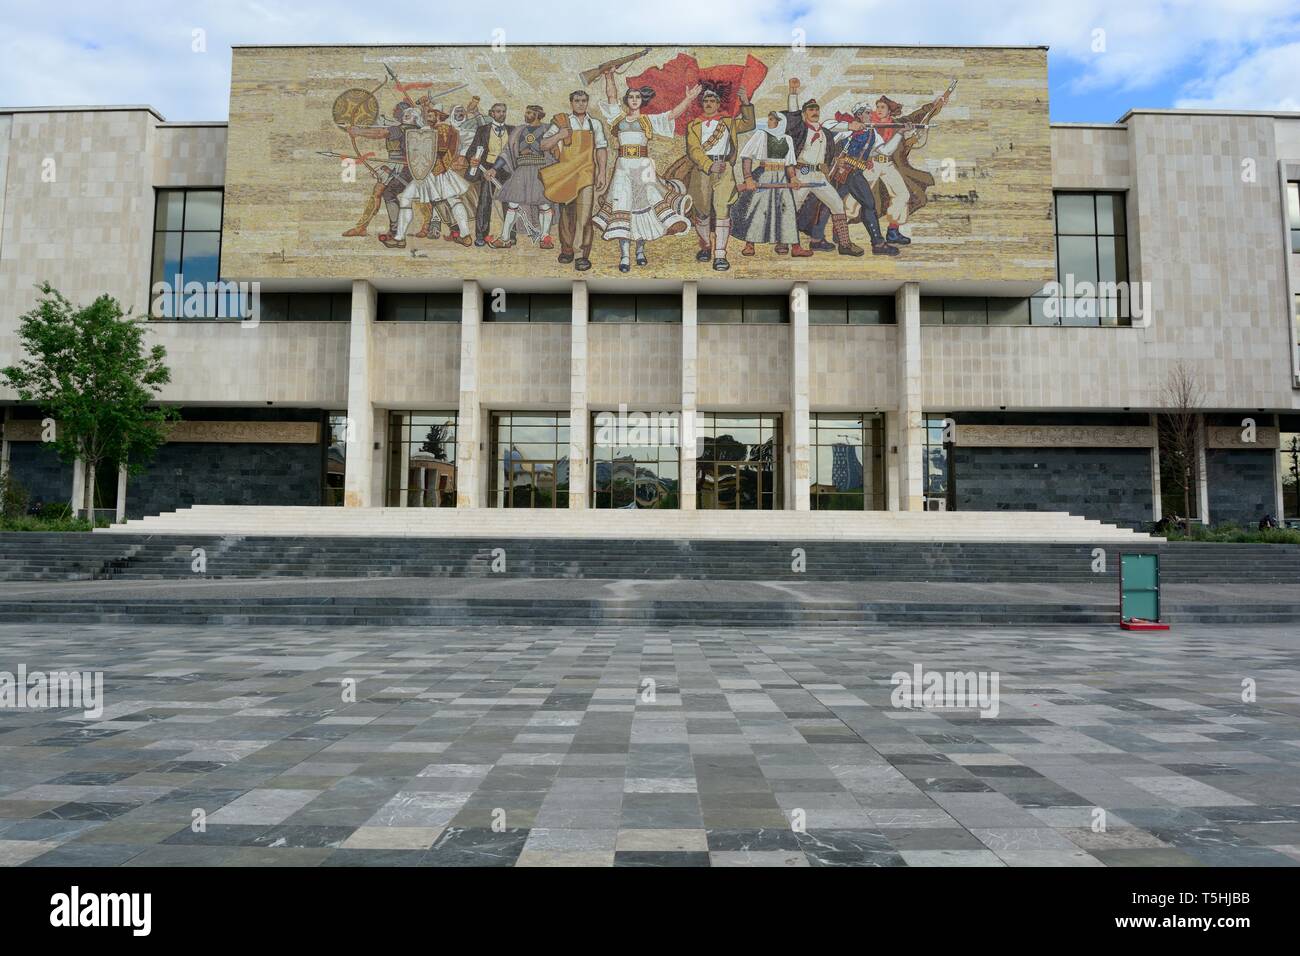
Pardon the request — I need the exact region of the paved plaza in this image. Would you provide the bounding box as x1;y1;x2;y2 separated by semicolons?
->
0;622;1298;867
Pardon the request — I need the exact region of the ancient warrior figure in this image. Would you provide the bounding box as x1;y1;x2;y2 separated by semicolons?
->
488;105;558;249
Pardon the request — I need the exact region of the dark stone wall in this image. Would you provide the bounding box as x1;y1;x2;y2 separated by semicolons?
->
1206;448;1276;529
126;443;323;518
5;443;73;507
953;446;1153;529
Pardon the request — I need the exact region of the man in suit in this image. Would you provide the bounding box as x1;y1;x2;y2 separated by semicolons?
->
465;103;513;245
678;87;755;271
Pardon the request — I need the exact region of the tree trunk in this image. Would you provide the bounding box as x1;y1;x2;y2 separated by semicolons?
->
84;461;96;519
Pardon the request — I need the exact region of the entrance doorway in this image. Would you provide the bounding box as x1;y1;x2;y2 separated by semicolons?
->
695;413;781;510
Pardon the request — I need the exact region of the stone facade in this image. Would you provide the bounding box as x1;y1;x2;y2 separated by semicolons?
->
127;442;324;519
2;54;1299;524
1206;448;1278;528
954;446;1154;529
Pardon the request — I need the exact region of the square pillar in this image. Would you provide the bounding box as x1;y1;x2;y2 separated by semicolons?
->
568;280;589;509
680;282;699;510
895;281;924;511
343;279;376;507
0;406;10;480
456;280;482;507
115;463;127;523
1149;412;1163;522
789;282;811;510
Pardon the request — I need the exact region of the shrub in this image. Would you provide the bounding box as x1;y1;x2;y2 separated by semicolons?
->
0;473;30;519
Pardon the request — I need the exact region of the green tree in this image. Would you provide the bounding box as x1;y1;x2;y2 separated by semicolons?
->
2;283;179;515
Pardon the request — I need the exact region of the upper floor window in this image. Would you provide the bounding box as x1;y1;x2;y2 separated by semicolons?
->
258;293;352;321
590;293;681;323
698;294;789;324
808;295;896;325
379;293;461;322
920;297;1032;326
1042;190;1131;326
1288;181;1299;253
151;189;223;317
482;292;569;322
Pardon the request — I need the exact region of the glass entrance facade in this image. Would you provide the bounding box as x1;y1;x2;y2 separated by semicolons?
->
591;412;680;509
491;413;570;508
696;413;782;510
1282;431;1299;520
386;412;457;507
810;413;886;510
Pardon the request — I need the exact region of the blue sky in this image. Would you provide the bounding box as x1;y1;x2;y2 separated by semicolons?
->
1;1;1297;122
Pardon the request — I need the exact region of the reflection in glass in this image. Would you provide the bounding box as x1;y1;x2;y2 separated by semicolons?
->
386;412;457;508
810;413;885;510
491;412;570;508
695;413;782;509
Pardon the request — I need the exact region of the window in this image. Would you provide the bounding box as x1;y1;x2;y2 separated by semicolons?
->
698;295;789;324
1038;191;1131;327
1282;430;1300;521
919;297;1031;326
923;415;952;510
387;412;457;507
378;293;461;322
151;188;224;318
590;293;681;323
324;413;348;506
257;293;352;322
808;296;896;325
810;414;886;511
481;292;569;322
1288;181;1299;253
592;411;680;508
491;413;570;507
696;413;782;509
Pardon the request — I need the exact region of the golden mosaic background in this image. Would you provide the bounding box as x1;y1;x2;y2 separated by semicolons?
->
222;45;1053;282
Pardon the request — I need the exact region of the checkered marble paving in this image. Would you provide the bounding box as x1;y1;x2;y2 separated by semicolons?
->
1;623;1298;868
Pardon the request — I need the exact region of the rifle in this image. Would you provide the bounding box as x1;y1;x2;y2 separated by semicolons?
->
579;48;650;87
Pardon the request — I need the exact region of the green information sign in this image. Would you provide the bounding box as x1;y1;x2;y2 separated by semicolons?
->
1120;553;1161;622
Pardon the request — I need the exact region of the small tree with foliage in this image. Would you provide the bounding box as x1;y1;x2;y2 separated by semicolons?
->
2;283;178;516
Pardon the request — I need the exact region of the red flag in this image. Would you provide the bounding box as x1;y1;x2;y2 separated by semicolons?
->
626;53;768;135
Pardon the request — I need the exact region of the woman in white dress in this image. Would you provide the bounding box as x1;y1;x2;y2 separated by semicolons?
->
592;72;698;271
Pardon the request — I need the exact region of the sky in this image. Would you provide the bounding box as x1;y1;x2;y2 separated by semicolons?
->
0;0;1297;123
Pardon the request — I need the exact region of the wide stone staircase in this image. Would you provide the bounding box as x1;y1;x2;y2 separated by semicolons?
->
0;506;1293;626
102;505;1149;542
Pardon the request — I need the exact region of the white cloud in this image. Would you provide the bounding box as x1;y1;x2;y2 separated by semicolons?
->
0;0;1297;119
1174;40;1300;111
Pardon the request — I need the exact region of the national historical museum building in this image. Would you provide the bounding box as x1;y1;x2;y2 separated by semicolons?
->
2;44;1300;529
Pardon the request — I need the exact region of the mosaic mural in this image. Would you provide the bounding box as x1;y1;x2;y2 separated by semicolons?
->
222;45;1053;281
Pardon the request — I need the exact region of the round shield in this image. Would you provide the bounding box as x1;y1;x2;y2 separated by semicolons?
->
332;88;379;128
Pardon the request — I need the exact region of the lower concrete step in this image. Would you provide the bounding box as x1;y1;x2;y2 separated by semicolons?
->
0;596;1290;627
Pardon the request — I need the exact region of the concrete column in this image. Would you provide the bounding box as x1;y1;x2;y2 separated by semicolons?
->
895;281;924;511
568;280;589;508
115;464;127;523
1196;414;1210;523
343;279;376;508
456;280;482;507
1149;413;1163;522
680;282;699;511
0;406;11;480
70;458;86;515
885;412;900;512
789;282;811;510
